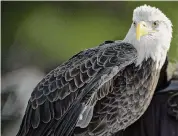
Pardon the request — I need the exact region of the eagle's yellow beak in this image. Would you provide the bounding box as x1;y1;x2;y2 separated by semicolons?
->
136;21;149;41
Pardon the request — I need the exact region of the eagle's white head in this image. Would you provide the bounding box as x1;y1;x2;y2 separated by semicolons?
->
123;5;172;69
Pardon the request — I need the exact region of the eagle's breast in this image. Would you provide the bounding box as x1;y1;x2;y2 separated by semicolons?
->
112;58;159;131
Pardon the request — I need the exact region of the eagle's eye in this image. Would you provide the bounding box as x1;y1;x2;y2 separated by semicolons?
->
153;21;159;27
133;21;136;26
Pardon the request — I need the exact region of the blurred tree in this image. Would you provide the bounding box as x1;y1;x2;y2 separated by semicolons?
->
2;2;178;75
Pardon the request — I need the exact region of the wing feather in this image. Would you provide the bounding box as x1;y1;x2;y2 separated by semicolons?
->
16;42;137;136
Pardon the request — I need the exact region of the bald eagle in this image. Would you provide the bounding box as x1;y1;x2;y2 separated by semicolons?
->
17;5;172;136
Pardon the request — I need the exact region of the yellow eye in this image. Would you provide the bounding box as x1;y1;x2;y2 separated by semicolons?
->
153;21;159;27
133;21;136;26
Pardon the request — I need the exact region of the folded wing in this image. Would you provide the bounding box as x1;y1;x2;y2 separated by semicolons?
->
16;42;137;136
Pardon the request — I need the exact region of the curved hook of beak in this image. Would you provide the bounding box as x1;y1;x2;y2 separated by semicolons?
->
136;21;149;41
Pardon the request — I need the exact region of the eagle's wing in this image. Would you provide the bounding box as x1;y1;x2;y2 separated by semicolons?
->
16;42;137;136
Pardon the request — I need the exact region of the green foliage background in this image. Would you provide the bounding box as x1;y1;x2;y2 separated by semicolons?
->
2;1;178;71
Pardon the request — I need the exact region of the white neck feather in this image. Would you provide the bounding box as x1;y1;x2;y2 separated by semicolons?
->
123;29;171;70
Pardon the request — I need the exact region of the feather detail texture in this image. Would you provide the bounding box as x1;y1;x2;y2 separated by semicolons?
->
16;42;138;136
